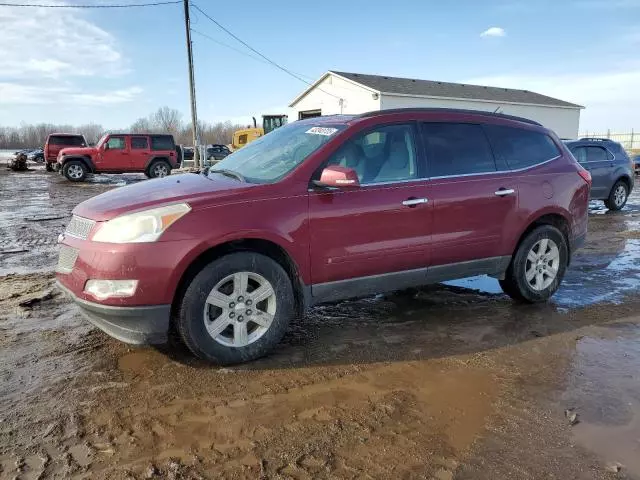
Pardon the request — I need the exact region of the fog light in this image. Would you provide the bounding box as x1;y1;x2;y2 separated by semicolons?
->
84;280;138;300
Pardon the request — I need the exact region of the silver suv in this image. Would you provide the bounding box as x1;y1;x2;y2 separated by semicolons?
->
564;138;634;211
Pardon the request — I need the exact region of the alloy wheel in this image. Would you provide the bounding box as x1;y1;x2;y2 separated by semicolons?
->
525;238;560;291
203;272;276;347
614;184;627;208
153;164;169;177
68;164;83;179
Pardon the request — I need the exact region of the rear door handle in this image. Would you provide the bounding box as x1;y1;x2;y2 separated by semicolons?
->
402;198;429;206
495;188;515;197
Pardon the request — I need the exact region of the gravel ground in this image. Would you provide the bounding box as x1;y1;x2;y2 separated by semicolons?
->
1;164;640;479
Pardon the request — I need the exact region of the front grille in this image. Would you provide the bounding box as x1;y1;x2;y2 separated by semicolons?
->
65;215;96;240
56;245;79;274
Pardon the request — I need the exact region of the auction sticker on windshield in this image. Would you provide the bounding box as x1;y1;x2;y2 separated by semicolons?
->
306;127;338;136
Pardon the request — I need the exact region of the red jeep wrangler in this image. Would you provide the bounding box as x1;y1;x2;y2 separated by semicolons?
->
57;133;178;182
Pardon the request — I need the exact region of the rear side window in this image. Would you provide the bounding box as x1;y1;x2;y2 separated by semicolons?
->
49;135;86;147
421;123;496;177
131;136;148;149
484;125;560;170
150;135;175;150
586;146;611;161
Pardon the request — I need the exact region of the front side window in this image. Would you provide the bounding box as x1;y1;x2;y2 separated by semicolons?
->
131;136;148;149
324;123;419;184
422;123;496;177
484;125;560;170
211;122;346;184
106;136;125;150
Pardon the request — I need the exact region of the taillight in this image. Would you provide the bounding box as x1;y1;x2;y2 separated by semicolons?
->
578;168;592;185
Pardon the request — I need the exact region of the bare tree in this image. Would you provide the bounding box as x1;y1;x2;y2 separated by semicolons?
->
130;117;153;134
152;107;182;136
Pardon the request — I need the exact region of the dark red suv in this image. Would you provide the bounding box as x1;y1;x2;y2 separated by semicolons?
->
56;109;591;364
44;133;87;171
57;133;178;182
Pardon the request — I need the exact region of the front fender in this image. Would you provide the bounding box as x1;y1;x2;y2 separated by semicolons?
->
61;155;95;173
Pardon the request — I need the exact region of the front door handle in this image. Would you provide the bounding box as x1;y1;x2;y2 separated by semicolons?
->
495;188;515;197
402;198;429;206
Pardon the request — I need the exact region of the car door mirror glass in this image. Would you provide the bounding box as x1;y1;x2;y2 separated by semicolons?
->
314;165;360;188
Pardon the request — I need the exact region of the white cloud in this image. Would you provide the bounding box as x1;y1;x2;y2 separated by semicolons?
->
0;3;125;79
465;69;640;131
0;83;143;106
0;3;143;122
480;27;506;38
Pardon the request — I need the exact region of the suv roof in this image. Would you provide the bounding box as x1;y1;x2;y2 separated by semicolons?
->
357;108;543;126
564;137;625;152
47;133;85;138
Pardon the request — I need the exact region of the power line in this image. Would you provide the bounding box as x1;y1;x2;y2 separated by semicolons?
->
191;3;343;102
0;1;180;7
190;28;316;82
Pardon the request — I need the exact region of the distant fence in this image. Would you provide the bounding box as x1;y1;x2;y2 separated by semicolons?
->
579;131;640;151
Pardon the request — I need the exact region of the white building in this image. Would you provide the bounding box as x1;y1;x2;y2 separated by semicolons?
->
289;71;583;139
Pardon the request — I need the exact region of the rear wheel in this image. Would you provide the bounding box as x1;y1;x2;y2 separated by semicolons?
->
147;160;171;179
604;180;628;211
45;162;54;172
176;252;295;365
62;160;87;182
499;225;568;303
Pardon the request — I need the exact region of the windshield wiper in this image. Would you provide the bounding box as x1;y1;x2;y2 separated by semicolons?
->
209;169;246;182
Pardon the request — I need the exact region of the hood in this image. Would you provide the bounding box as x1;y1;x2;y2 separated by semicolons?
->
58;146;97;158
73;173;256;221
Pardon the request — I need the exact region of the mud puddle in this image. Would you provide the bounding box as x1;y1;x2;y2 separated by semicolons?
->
563;321;640;477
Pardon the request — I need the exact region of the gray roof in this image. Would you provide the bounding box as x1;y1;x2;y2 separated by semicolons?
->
331;71;583;109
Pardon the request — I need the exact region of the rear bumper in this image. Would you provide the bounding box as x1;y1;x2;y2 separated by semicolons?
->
56;280;170;345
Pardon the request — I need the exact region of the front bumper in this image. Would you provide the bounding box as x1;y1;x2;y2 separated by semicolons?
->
56;280;170;345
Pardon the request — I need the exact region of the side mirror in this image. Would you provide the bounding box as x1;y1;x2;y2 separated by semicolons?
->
103;143;109;150
313;165;360;189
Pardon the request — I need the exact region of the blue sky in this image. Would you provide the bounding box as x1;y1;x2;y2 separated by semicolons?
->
1;0;639;131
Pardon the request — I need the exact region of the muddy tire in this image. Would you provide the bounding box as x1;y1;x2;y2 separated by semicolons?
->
176;252;294;365
604;180;628;211
499;225;568;303
62;160;87;182
147;160;171;179
45;162;54;172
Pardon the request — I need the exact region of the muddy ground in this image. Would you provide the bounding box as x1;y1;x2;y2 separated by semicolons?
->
1;163;640;480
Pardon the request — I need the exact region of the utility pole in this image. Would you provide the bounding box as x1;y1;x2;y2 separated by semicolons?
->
183;0;200;168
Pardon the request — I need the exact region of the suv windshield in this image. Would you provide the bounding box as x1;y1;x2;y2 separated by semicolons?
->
210;122;345;183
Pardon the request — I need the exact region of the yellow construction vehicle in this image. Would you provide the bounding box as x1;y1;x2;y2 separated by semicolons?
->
231;114;288;150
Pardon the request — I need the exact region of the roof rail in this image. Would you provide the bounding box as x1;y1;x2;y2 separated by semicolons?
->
357;108;542;126
579;137;613;142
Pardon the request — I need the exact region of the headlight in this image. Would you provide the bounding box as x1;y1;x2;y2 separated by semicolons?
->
92;203;191;243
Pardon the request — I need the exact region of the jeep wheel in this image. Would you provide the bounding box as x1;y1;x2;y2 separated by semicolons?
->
604;180;628;211
45;162;54;172
148;160;171;179
176;252;294;365
499;225;568;303
62;160;87;182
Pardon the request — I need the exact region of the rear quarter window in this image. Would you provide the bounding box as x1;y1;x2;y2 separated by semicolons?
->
484;125;560;170
49;135;86;147
150;135;175;150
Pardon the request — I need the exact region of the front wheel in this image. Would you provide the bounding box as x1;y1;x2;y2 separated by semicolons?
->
604;180;628;211
62;160;87;182
499;225;568;303
176;252;295;365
